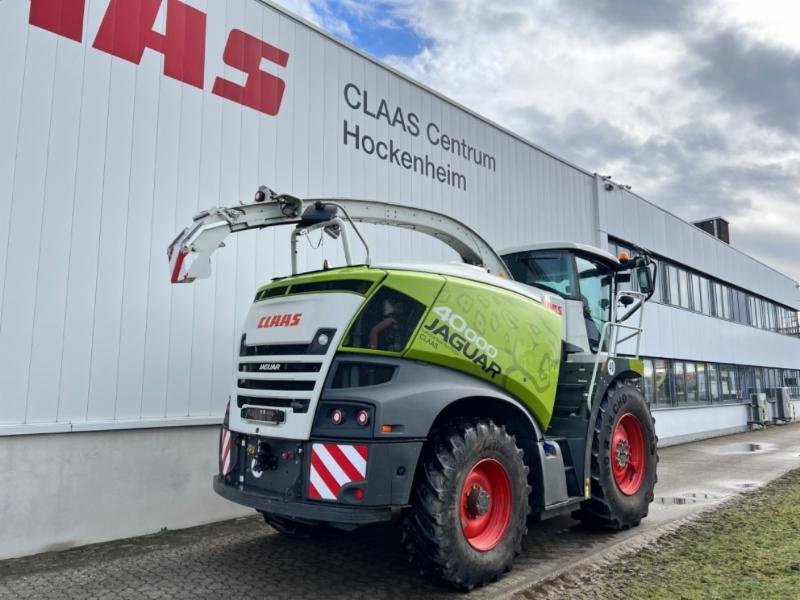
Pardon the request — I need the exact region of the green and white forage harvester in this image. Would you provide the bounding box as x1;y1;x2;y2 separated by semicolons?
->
168;188;659;589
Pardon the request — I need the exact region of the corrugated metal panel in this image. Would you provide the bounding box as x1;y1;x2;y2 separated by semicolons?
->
0;0;796;431
629;303;800;370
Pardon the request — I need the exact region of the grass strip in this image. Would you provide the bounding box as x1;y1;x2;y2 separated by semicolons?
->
527;468;800;599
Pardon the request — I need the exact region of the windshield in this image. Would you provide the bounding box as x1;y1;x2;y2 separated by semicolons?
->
503;250;576;297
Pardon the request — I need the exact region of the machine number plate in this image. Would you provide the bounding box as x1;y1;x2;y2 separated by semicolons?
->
241;407;286;424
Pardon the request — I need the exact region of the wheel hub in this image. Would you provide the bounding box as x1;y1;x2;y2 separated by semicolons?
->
611;413;647;496
466;485;491;517
459;458;512;551
615;438;631;469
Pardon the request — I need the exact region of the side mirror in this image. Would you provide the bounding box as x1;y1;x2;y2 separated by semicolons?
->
637;265;654;296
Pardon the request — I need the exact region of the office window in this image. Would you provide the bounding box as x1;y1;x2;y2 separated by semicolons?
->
699;277;711;316
678;269;690;309
668;265;680;307
708;363;720;402
732;290;747;323
654;359;671;407
720;366;739;402
690;274;702;313
714;282;725;319
673;361;686;404
685;362;698;403
655;259;668;303
650;259;663;302
767;368;779;391
754;368;764;393
738;366;755;397
766;303;777;331
721;286;732;320
738;292;749;325
642;359;655;405
697;363;708;403
753;298;763;329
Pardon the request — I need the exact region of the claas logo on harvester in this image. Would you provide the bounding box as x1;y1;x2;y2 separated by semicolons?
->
257;313;302;328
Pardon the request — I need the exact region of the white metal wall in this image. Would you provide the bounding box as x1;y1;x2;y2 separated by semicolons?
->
632;303;800;369
0;0;797;434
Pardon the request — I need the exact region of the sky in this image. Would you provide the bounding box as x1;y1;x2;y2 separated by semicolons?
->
275;0;800;283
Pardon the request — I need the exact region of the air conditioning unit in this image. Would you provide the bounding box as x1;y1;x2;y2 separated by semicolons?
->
748;393;767;428
773;388;793;424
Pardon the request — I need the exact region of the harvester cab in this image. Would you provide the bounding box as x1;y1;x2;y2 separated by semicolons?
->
168;189;658;590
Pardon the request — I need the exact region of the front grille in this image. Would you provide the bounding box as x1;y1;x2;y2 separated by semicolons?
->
238;379;316;391
239;328;336;357
237;331;335;416
237;396;310;413
241;343;310;356
239;362;321;373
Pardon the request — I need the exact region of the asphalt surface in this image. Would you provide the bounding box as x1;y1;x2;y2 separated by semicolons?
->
2;423;799;599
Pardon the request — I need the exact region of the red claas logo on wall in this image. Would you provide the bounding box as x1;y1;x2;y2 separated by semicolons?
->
29;0;290;116
258;313;302;328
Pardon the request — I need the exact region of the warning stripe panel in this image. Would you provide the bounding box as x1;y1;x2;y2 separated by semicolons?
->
308;443;368;501
220;428;233;475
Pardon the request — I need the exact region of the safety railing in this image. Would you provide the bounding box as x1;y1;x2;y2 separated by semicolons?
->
585;290;647;411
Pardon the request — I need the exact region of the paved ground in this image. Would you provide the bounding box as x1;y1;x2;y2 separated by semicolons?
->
2;423;799;599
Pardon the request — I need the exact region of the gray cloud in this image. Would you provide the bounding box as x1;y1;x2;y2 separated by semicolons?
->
568;0;694;32
693;31;800;134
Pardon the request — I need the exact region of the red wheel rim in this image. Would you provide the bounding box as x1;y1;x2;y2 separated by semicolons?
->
459;458;512;551
612;413;646;495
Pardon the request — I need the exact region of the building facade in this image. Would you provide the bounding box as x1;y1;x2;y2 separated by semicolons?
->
1;0;798;559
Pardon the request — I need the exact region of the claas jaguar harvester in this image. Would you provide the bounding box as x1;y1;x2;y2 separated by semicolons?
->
168;189;659;590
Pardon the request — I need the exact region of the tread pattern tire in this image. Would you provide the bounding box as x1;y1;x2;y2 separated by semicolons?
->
576;381;659;530
403;417;530;590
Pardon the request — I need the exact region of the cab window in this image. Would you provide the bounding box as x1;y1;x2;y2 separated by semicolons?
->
576;255;612;351
503;250;576;298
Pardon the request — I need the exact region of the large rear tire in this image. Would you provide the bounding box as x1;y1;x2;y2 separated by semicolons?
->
404;417;530;590
575;381;658;529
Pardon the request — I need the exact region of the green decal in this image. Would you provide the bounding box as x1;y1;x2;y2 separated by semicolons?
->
629;358;645;376
406;277;562;428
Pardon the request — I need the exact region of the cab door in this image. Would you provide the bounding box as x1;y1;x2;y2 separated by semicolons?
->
574;254;613;352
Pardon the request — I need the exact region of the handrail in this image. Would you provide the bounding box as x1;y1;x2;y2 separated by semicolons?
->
585;290;647;411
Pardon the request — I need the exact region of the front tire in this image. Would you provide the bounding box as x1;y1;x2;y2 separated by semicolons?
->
576;381;658;529
404;417;530;590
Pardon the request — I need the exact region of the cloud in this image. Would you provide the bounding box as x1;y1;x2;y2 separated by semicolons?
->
692;31;800;134
273;0;800;284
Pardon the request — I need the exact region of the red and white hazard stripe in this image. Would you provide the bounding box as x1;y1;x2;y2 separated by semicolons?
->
168;245;191;284
308;443;368;501
220;428;233;476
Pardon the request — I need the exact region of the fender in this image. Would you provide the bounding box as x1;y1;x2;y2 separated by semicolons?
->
319;354;545;441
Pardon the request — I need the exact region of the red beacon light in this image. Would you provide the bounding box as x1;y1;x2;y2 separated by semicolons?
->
330;409;345;425
356;410;370;427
